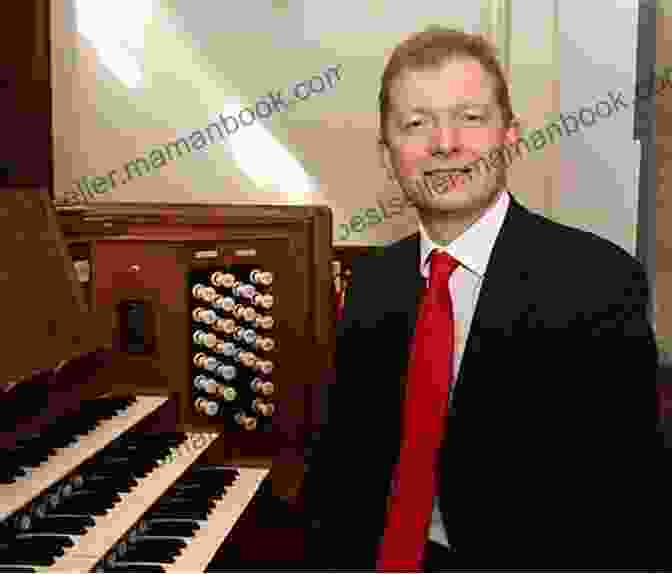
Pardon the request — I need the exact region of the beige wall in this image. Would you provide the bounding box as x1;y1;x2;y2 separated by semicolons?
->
506;0;559;217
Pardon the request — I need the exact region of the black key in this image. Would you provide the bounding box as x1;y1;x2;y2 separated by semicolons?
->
43;515;95;529
173;484;231;497
81;471;139;484
144;510;209;521
182;473;238;484
26;518;89;534
177;476;235;488
68;490;123;503
11;535;81;551
49;502;108;517
120;550;178;564
154;498;217;510
11;534;74;548
6;453;49;468
124;541;184;554
143;517;201;526
59;490;121;503
151;499;214;512
157;495;223;508
129;538;187;549
143;523;197;537
189;465;239;474
68;482;131;495
48;495;114;510
100;564;165;573
0;544;65;560
85;474;138;488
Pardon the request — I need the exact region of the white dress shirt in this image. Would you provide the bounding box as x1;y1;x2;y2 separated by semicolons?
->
419;189;511;548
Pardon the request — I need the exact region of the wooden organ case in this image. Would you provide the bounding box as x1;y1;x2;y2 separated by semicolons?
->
0;192;333;572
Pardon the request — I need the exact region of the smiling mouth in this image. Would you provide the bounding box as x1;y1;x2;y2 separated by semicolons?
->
422;168;472;194
426;167;472;176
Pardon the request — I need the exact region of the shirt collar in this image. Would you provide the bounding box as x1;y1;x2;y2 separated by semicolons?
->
419;189;510;279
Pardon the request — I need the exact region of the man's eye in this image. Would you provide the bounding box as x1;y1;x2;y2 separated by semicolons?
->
405;120;424;129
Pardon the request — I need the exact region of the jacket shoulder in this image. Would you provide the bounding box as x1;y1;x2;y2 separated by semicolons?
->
348;235;417;278
517;205;643;279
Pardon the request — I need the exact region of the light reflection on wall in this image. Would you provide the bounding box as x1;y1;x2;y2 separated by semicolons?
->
74;0;150;89
72;0;321;204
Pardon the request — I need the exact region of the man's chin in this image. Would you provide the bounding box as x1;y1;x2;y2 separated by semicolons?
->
414;196;471;214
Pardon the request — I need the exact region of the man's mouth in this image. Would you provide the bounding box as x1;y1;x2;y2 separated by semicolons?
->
422;168;473;194
425;167;472;176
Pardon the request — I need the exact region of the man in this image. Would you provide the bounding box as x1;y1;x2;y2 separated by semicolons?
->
307;27;658;571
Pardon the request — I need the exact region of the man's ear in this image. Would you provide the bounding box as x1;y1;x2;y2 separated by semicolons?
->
505;116;522;145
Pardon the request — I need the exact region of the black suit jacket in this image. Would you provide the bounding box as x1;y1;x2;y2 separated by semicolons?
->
308;192;659;571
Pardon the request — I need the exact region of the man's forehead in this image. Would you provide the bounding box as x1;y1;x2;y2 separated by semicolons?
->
389;58;496;110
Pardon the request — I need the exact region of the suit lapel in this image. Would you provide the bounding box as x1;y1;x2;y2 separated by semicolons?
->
454;193;535;394
385;233;423;403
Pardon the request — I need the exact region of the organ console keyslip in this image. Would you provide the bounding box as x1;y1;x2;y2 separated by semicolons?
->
0;189;334;572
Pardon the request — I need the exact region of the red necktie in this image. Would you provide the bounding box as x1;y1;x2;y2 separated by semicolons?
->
376;250;460;572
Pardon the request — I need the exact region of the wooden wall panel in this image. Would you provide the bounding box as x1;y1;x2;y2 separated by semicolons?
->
656;5;671;354
0;0;52;190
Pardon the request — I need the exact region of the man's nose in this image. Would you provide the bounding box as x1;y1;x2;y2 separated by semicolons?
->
430;126;462;155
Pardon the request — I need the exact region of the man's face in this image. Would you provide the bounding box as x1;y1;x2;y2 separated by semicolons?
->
380;57;519;216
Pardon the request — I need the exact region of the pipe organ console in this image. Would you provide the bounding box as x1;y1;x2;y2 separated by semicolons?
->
0;190;333;572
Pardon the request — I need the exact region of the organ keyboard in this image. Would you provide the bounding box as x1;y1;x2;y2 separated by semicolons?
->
0;396;168;518
0;190;332;571
93;466;269;574
0;396;269;572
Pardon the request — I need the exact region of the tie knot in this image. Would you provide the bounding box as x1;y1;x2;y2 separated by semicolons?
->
429;251;460;288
